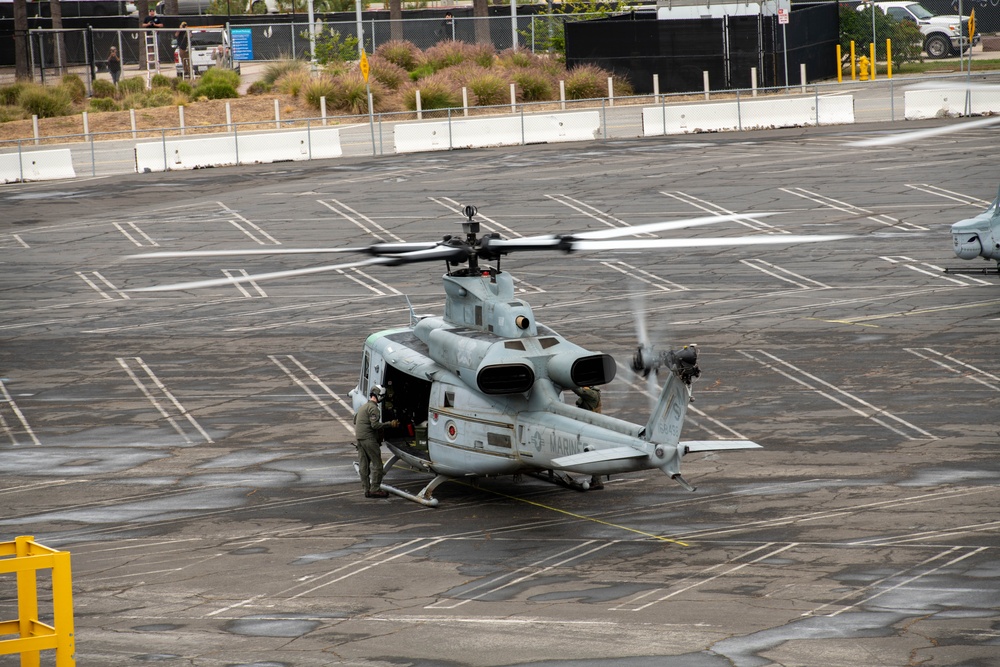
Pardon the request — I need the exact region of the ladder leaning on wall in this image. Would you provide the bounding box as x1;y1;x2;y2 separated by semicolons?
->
145;30;160;88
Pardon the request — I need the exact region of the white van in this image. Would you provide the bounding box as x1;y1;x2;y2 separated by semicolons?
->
175;26;239;77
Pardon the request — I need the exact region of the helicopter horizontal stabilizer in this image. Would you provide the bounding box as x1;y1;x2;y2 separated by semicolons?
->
682;440;762;453
551;446;647;469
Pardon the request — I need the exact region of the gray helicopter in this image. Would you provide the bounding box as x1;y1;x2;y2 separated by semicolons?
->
949;183;1000;276
135;206;848;506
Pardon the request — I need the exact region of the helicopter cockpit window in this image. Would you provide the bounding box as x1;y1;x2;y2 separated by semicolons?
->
444;391;455;408
539;337;559;349
504;340;525;350
361;351;370;394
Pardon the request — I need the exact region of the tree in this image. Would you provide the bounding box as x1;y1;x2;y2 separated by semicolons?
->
840;5;922;68
50;0;67;73
13;0;29;80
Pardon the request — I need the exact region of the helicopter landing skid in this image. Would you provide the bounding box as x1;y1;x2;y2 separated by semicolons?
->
528;470;594;492
353;460;446;507
943;267;1000;276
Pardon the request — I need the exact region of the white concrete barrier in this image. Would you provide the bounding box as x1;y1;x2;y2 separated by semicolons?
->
135;128;343;173
904;89;1000;120
0;149;76;184
394;111;601;153
642;96;855;136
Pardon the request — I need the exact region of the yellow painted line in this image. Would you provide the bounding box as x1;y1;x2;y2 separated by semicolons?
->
459;481;689;547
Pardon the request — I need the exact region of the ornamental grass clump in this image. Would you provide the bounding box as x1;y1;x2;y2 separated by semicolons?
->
375;39;420;71
404;74;460;111
564;64;608;100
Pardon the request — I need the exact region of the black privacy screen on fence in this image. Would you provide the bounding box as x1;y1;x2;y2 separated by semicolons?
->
565;4;839;94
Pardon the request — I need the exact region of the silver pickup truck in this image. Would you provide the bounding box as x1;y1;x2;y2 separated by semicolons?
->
868;1;979;59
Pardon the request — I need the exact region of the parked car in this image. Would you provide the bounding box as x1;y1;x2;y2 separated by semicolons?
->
174;27;240;78
866;1;980;59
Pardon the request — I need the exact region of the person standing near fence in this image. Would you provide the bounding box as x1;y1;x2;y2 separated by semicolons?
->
107;46;121;85
175;22;191;78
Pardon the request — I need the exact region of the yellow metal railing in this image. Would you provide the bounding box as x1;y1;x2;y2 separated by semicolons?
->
0;535;76;667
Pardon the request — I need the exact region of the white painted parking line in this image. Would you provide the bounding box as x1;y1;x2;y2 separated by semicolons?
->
826;547;986;617
221;269;267;297
906;183;993;208
739;349;936;441
0;379;41;446
600;260;686;291
354;268;402;295
320;199;406;243
117;356;214;445
740;259;830;289
782;187;927;231
661;191;785;233
546;194;650;235
77;271;131;300
428;541;612;610
269;354;356;434
905;347;1000;392
614;543;797;612
114;221;159;247
879;256;991;286
220;201;281;245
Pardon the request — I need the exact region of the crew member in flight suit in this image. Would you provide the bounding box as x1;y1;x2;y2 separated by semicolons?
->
354;384;398;498
572;386;605;490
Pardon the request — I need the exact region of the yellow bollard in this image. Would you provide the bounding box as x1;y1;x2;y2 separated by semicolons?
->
870;43;876;80
850;41;856;80
886;38;892;78
858;55;870;81
837;44;843;83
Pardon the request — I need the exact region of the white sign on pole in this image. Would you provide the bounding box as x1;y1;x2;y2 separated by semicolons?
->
777;7;789;24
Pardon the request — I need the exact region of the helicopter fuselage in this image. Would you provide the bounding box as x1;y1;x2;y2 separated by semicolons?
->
951;191;1000;264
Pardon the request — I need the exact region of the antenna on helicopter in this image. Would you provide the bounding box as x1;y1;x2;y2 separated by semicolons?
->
463;205;480;273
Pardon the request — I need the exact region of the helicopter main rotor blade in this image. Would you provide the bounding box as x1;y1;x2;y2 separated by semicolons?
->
490;213;780;252
849;115;1000;147
130;242;441;260
130;256;398;292
569;234;851;251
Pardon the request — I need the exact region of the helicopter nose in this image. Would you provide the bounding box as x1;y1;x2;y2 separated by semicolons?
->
953;233;983;260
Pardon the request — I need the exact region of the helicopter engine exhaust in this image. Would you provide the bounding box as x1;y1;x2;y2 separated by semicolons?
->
547;352;617;388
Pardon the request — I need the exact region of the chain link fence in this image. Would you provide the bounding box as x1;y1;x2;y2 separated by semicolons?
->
4;71;1000;181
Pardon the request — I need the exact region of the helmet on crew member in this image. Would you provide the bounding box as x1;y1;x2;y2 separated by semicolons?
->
370;384;385;401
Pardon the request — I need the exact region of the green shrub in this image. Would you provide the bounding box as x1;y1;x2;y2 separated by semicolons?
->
369;56;408;90
18;85;73;118
422;41;470;71
200;67;241;90
89;97;120;112
143;88;175;107
92;79;117;99
512;70;553;102
375;40;420;71
611;74;634;98
0;83;27;106
119;92;145;110
193;81;239;100
247;80;272;95
150;73;173;89
0;104;27;122
118;76;146;96
465;70;507;106
409;63;435;81
60;74;86;103
468;43;496;69
405;76;459;111
261;58;308;86
275;70;310;97
303;75;337;109
564;64;607;100
497;48;535;69
176;80;193;96
332;73;387;114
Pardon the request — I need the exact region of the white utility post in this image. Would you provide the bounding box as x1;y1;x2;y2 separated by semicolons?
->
307;0;317;70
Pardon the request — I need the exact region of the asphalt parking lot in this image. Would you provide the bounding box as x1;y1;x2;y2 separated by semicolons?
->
1;121;998;666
